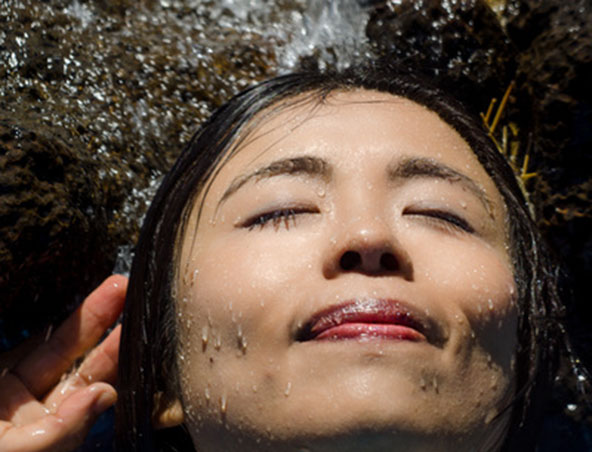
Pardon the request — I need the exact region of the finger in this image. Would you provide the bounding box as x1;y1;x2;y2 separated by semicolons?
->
12;275;128;399
43;325;121;411
77;323;121;385
0;371;46;424
0;383;116;452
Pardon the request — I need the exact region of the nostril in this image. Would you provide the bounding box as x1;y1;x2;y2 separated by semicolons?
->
340;251;361;270
380;252;399;271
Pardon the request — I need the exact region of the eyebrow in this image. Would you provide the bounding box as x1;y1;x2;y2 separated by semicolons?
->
219;156;332;205
218;155;492;215
388;157;493;214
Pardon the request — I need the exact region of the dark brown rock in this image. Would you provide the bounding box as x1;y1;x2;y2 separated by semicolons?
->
0;0;277;346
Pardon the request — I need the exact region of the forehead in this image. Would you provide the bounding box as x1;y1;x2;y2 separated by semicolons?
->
211;90;500;199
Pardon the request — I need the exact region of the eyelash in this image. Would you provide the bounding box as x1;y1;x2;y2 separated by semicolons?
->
405;208;474;233
243;207;473;234
244;208;317;231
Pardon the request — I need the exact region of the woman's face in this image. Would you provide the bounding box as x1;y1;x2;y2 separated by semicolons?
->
176;90;518;451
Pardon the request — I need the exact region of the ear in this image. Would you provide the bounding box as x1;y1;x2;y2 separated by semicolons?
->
152;392;184;429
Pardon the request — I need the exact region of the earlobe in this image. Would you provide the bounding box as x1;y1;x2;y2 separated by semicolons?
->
152;392;184;429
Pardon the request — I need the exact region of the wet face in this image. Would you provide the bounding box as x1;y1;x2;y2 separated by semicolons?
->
176;90;518;451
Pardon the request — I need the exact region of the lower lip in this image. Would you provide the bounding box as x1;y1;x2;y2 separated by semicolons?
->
314;323;426;342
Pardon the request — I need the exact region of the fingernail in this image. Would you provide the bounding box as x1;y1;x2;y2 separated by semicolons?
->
94;390;117;414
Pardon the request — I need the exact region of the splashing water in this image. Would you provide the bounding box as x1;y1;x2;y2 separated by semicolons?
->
275;0;372;72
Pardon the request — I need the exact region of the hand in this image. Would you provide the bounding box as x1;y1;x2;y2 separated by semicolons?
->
0;275;127;452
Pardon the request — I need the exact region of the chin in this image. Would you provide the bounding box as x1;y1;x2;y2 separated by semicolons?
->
191;420;503;452
189;382;509;452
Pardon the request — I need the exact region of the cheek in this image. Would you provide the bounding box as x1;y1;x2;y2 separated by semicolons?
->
196;231;318;284
176;235;317;414
414;236;516;322
414;237;518;397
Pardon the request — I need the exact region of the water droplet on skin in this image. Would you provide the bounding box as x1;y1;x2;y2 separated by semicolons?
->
204;386;211;402
567;403;577;412
284;382;292;397
252;384;258;393
238;334;248;354
419;376;427;390
477;304;483;314
432;377;439;393
192;269;199;285
470;330;476;340
316;187;325;197
214;333;222;350
201;326;209;351
484;410;497;424
460;201;467;209
487;299;494;311
220;394;228;414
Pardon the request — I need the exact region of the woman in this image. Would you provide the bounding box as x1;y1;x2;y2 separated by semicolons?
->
0;64;566;451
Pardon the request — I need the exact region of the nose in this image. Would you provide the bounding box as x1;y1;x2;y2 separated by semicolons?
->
322;219;414;280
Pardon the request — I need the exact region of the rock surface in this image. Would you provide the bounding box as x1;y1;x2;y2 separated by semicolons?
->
0;0;281;343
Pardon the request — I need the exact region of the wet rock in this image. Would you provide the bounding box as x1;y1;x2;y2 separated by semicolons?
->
0;113;112;341
366;0;519;119
0;0;277;346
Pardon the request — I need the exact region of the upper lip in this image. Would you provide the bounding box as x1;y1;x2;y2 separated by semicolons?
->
296;298;441;344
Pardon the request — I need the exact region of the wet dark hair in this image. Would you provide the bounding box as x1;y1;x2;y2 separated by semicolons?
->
116;63;565;451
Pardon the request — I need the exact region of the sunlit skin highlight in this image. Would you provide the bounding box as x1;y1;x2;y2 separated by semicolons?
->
176;90;518;452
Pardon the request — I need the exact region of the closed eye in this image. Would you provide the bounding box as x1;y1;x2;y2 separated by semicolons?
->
243;207;319;231
404;208;475;234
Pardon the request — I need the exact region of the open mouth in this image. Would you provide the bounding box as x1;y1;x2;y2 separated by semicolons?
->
296;299;432;343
